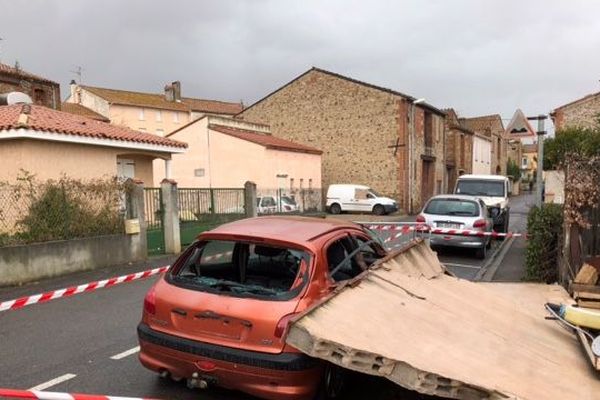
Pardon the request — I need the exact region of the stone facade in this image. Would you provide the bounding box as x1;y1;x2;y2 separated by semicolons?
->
460;114;506;176
0;62;60;109
551;91;600;131
238;68;446;213
444;109;474;190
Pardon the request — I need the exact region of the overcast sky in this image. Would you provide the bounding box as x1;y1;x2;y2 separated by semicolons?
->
1;0;599;125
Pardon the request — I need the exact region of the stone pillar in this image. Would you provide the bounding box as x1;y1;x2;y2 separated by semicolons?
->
161;179;181;254
164;159;172;180
127;179;147;258
244;181;257;218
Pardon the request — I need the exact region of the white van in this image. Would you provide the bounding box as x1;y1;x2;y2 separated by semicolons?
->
326;184;398;215
454;174;511;232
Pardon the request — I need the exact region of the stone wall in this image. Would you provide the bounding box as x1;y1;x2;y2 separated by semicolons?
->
239;70;402;204
553;94;600;131
0;75;60;110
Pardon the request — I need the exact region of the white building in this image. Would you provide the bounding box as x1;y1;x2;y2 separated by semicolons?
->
472;133;492;175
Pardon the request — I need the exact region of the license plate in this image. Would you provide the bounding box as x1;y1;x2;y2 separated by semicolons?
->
437;222;460;229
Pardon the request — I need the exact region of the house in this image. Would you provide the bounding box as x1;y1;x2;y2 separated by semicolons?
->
237;67;446;214
61;102;110;122
64;81;243;137
444;109;474;191
551;90;600;131
521;144;538;182
160;116;322;202
0;62;60;109
0;103;186;184
460;114;506;175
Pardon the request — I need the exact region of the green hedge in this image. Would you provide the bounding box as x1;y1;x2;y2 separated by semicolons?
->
525;204;563;282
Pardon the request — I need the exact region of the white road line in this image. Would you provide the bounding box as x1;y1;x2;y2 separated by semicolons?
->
443;263;482;270
29;373;77;391
110;346;140;360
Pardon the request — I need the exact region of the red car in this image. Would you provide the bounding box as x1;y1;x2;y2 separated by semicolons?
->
138;216;386;399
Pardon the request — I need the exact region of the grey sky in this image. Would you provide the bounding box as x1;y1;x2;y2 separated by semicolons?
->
1;0;599;124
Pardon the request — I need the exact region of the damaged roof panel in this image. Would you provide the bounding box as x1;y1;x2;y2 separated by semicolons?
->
286;241;600;400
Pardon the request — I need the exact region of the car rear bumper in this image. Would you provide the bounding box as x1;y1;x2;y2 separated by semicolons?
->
430;233;487;248
137;323;321;400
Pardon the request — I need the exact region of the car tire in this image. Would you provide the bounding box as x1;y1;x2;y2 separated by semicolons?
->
314;363;347;400
329;203;341;215
372;204;385;216
475;244;487;260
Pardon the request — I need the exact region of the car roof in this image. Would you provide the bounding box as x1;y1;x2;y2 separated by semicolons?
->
202;216;362;244
427;194;483;203
457;174;507;181
329;184;369;189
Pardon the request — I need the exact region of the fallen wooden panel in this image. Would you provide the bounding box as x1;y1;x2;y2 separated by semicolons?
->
287;241;600;400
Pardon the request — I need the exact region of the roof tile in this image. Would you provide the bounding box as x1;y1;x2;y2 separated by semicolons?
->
0;62;58;85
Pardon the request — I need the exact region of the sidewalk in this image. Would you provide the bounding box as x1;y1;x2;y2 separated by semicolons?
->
488;192;535;282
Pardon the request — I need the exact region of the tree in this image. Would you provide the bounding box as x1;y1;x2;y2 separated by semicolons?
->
506;159;522;181
543;127;600;170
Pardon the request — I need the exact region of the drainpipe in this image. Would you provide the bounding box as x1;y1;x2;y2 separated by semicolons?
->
165;159;172;180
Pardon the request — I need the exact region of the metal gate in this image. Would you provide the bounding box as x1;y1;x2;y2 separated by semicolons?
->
144;188;164;255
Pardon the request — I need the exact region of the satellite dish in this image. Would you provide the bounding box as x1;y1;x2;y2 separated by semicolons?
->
0;92;33;105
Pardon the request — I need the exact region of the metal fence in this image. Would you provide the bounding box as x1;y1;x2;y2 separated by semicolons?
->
178;188;246;219
0;180;126;247
256;188;323;215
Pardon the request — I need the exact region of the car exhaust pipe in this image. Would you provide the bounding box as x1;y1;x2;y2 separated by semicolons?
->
187;372;209;390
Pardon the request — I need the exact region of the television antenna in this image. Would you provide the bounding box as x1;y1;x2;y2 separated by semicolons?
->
70;65;84;84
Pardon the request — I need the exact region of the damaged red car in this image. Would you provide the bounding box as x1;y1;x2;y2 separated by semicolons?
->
137;216;386;400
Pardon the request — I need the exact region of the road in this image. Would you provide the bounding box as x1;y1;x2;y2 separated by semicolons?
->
0;197;533;400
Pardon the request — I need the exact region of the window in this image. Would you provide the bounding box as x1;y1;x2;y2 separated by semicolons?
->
424;198;479;217
308;178;313;191
326;235;383;283
138;108;145;121
521;157;528;169
170;240;311;300
173;112;179;123
33;88;45;104
156;129;164;136
299;178;304;189
156;110;162;122
290;178;294;191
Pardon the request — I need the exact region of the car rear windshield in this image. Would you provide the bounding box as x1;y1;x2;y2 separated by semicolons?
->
169;240;311;301
424;198;480;216
281;196;296;205
456;180;505;197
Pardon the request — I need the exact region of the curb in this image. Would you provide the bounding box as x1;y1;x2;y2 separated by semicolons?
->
474;236;515;282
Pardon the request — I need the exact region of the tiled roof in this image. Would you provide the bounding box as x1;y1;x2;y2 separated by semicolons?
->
0;62;58;85
183;97;243;115
0;104;187;149
460;114;504;134
61;103;110;122
81;85;242;115
208;124;322;155
522;144;538;153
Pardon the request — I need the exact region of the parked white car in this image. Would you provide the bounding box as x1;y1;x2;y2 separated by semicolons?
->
326;184;398;215
454;174;511;232
417;194;493;259
257;195;299;214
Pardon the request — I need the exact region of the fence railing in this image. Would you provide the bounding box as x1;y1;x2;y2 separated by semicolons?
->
256;188;323;215
178;188;245;219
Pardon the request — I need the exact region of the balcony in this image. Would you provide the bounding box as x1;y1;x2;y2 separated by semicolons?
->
421;146;436;161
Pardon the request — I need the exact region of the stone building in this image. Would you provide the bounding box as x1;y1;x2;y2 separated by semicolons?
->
444;109;474;190
460;114;506;175
0;62;61;109
551;90;600;131
237;67;446;214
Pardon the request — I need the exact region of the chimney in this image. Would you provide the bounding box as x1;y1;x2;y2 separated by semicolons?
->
172;81;181;102
70;79;80;104
164;83;174;102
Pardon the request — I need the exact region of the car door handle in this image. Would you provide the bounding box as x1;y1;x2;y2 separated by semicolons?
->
171;308;187;316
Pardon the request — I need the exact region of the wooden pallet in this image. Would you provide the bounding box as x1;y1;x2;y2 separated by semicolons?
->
571;283;600;309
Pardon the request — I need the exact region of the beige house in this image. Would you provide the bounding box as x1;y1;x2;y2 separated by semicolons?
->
551;90;600;131
64;81;243;137
237;67;446;214
0;103;186;184
444;109;474;190
161;116;322;192
461;114;506;175
521;144;538;182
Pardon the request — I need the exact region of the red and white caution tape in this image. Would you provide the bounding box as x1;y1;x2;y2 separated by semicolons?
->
0;266;170;313
202;250;233;262
365;224;525;238
0;388;159;399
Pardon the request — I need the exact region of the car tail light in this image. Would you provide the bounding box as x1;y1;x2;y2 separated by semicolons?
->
473;219;487;229
144;285;157;315
416;215;426;223
274;312;299;339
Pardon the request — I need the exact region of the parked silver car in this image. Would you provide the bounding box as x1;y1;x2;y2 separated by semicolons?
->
417;194;493;259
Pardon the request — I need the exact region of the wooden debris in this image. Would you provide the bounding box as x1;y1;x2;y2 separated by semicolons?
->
574;263;599;285
571;283;600;309
575;329;600;371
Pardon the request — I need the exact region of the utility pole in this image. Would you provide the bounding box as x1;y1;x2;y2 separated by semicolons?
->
527;115;547;207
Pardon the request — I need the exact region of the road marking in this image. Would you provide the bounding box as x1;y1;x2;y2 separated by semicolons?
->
444;263;482;270
110;346;140;360
29;373;76;391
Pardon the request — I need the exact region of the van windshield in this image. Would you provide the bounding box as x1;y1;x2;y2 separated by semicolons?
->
169;240;310;301
369;189;382;197
456;180;505;197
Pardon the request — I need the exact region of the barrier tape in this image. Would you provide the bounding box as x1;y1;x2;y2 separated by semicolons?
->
366;224;525;238
0;388;159;399
0;266;170;313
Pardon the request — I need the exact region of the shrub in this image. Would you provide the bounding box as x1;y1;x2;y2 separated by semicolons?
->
525;204;563;282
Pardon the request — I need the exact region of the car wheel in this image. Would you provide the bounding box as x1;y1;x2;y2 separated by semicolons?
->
329;203;341;214
475;244;487;260
372;204;385;216
315;363;347;399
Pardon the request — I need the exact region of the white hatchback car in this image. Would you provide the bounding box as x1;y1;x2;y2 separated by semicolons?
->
417;194;493;259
